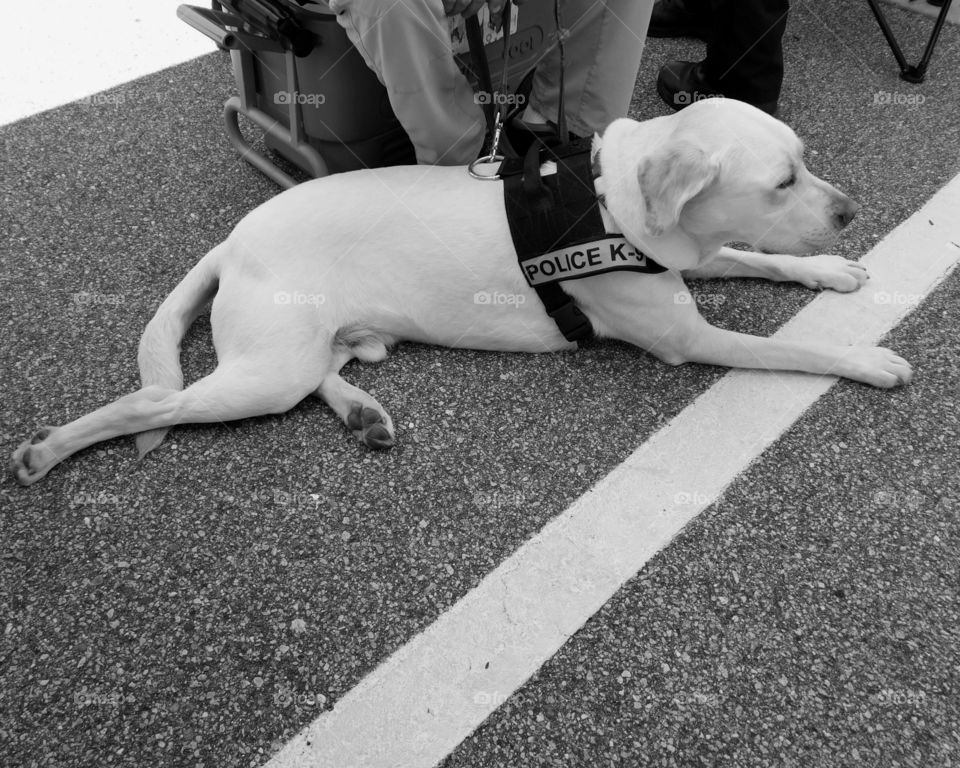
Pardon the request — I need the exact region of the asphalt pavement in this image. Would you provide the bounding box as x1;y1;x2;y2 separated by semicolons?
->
1;1;959;766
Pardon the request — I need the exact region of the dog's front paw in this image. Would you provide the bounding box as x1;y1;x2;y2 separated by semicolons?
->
790;254;869;292
10;426;60;486
345;404;395;450
840;346;913;388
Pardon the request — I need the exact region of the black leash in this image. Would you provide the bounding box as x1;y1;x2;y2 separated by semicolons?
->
466;0;570;179
551;0;568;143
467;1;514;179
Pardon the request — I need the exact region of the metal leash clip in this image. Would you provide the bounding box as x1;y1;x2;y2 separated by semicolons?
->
468;111;505;180
465;2;512;181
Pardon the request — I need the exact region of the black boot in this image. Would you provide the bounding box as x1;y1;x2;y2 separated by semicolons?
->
657;59;779;115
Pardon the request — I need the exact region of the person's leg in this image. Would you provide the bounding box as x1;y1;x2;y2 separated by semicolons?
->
656;0;789;114
648;0;712;40
702;0;789;104
525;0;654;138
328;0;485;165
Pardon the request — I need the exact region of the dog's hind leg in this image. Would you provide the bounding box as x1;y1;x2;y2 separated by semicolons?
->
315;374;396;450
313;336;396;450
10;357;324;486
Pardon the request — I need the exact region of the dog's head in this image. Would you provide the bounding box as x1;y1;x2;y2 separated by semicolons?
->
600;100;859;263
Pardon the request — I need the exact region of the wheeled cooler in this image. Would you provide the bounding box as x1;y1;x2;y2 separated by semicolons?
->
177;0;560;187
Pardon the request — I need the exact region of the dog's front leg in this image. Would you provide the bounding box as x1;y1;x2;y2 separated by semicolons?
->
684;246;868;292
679;319;913;388
571;273;911;387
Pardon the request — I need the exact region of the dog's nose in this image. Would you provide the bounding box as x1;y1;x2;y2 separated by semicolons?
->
834;198;861;229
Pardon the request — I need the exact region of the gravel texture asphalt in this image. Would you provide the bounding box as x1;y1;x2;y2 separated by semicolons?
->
1;0;959;766
444;269;960;768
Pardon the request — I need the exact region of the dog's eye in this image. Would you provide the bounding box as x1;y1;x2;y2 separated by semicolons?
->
777;173;797;190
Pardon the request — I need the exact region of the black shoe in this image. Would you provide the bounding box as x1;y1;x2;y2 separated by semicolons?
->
656;59;779;115
648;0;711;41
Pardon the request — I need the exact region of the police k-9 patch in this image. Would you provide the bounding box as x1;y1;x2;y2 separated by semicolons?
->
519;236;667;287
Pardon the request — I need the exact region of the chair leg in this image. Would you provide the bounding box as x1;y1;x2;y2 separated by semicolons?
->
865;0;954;83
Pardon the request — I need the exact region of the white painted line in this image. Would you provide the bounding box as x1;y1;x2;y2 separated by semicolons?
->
267;173;960;768
1;1;215;126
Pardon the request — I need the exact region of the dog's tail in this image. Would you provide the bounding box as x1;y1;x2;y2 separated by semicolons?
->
134;241;226;458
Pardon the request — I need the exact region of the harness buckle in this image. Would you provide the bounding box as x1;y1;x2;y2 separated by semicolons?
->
545;299;592;342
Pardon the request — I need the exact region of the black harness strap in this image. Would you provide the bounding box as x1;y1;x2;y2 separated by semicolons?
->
502;141;666;343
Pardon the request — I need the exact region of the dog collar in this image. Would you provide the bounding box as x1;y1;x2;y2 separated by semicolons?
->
501;140;666;343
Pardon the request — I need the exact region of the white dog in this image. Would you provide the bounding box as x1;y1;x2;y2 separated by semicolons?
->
10;100;911;486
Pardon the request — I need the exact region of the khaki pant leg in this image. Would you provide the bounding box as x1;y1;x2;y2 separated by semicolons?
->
329;0;486;165
527;0;653;137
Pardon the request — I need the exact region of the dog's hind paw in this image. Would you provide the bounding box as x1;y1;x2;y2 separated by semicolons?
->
345;404;395;450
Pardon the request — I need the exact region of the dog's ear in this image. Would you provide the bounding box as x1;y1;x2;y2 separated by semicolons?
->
637;143;719;237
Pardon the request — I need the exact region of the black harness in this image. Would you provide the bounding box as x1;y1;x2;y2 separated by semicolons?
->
501;141;667;343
